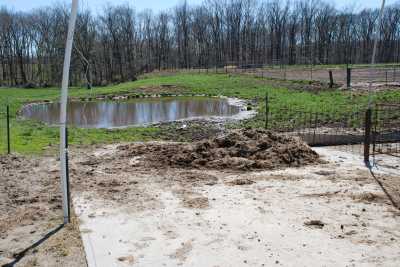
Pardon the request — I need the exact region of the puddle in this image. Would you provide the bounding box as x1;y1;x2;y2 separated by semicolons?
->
21;97;244;128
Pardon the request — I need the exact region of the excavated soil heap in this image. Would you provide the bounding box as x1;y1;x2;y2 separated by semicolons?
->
119;129;319;170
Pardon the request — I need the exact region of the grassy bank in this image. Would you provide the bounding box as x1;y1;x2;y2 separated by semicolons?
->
1;73;399;154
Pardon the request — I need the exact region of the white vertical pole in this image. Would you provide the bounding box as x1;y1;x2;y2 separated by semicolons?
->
60;0;79;224
368;0;386;107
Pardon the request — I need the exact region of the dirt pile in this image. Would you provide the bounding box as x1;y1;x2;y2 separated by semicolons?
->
119;129;319;170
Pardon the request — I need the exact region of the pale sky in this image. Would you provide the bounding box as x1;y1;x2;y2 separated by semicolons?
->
0;0;396;14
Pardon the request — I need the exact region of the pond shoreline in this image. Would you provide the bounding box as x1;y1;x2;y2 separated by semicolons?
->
18;95;256;129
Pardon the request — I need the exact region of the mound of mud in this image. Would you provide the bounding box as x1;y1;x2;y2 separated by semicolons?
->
119;129;319;170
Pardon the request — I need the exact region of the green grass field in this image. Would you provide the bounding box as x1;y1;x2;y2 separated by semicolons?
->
1;73;399;154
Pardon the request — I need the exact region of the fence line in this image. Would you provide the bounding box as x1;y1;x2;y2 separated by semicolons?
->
175;64;400;87
372;103;400;158
264;100;400;161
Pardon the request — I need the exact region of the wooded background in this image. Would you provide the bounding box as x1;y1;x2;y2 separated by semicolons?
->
1;0;399;87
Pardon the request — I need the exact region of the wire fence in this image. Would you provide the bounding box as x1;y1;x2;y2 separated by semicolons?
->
268;108;366;146
176;63;400;88
263;96;400;161
372;103;400;158
175;63;400;162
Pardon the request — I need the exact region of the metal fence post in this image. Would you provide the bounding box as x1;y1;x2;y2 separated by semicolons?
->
265;93;269;129
284;65;287;80
65;127;71;223
364;108;372;163
7;105;10;154
312;112;318;145
393;67;396;82
385;70;388;85
60;0;78;225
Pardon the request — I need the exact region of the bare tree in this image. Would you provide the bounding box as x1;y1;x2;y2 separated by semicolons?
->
1;0;399;87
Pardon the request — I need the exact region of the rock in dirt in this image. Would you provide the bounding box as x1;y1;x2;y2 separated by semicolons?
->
177;171;218;186
352;192;386;204
304;220;325;229
228;178;255;186
183;197;209;209
118;129;319;171
314;170;336;176
117;255;135;264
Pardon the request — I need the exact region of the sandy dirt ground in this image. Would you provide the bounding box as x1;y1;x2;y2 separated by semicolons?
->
1;132;400;266
72;142;399;267
0;156;87;267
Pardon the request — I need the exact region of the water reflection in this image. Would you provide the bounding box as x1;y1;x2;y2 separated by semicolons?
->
21;97;241;128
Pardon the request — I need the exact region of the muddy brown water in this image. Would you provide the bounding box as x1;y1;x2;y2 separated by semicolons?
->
21;97;241;128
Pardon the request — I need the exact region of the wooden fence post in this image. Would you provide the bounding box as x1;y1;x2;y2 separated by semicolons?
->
347;67;351;89
329;70;334;88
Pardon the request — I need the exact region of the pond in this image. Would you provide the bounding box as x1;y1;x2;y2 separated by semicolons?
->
20;97;243;128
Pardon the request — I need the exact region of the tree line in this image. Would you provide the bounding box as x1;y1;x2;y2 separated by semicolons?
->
1;0;399;87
